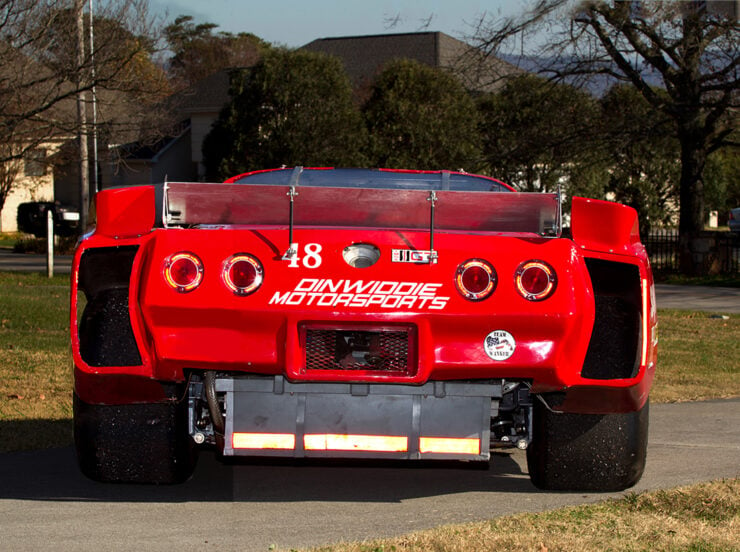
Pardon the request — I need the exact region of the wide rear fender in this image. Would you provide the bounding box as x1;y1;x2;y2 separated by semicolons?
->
571;196;641;254
95;186;156;239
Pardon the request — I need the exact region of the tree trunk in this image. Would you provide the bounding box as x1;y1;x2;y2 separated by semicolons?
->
677;129;707;275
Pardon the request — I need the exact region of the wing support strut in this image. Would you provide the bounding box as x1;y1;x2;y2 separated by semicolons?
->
282;166;303;260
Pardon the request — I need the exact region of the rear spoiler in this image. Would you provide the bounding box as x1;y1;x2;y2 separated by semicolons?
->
162;178;561;263
571;196;641;255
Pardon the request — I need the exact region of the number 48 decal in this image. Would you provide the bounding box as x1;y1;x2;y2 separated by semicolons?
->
284;243;323;268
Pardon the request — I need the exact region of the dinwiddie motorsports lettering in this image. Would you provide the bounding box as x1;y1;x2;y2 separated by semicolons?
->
269;279;450;310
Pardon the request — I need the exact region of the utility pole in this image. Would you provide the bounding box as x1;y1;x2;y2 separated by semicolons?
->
76;0;89;234
89;0;99;194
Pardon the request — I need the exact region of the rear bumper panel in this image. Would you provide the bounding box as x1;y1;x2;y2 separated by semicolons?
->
219;376;498;460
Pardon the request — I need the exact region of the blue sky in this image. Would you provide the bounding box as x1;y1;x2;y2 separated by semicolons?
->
154;0;521;47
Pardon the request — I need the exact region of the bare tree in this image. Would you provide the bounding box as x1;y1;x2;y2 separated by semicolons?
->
0;0;171;222
471;0;739;273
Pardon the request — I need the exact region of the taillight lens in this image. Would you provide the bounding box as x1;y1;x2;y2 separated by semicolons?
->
515;260;557;301
223;254;263;296
455;259;497;301
164;252;203;293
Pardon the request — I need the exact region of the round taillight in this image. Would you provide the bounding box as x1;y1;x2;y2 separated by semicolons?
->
455;259;497;301
164;252;203;293
515;260;557;301
223;254;263;296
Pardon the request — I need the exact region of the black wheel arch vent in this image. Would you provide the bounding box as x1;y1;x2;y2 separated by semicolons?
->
78;246;142;367
581;258;642;380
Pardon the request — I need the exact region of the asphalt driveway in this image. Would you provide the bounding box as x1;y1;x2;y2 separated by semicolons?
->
0;398;737;551
654;283;740;313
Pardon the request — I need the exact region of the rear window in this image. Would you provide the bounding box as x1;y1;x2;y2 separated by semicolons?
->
231;168;512;192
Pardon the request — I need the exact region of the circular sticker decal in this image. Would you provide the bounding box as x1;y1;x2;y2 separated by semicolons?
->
484;330;516;360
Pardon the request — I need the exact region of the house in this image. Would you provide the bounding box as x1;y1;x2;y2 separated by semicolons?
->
96;69;233;184
302;31;522;93
0;143;64;233
38;31;521;211
103;123;194;188
108;32;521;183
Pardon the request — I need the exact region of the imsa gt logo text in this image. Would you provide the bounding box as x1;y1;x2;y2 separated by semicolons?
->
269;278;449;310
392;249;434;264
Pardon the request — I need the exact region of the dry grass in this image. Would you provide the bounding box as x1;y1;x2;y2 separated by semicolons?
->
305;479;740;552
652;310;740;403
0;273;73;451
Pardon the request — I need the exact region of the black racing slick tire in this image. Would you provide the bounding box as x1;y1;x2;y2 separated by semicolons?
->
74;393;197;484
526;397;648;492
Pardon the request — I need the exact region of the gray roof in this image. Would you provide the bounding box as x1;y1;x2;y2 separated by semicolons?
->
302;31;523;92
168;31;524;120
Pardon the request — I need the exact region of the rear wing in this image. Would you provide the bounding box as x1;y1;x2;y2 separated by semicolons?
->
163;180;561;261
164;181;561;234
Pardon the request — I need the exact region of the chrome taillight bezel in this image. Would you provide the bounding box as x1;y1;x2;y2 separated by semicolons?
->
223;253;263;296
515;260;557;301
163;252;204;293
455;258;497;301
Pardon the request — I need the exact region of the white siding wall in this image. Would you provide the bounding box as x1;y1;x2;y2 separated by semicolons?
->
1;177;54;233
1;145;58;234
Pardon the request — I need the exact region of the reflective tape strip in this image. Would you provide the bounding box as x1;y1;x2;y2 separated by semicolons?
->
232;432;296;450
419;437;480;455
231;433;480;455
304;434;408;452
641;278;649;367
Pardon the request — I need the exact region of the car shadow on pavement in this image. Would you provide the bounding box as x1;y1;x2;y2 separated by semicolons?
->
0;446;540;503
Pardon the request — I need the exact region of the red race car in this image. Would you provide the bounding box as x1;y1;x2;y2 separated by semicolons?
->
71;167;656;489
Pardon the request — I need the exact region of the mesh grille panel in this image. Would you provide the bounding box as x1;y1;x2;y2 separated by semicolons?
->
305;329;411;373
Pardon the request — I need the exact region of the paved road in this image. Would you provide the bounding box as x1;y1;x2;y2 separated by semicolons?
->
654;284;740;313
0;399;737;551
0;249;72;274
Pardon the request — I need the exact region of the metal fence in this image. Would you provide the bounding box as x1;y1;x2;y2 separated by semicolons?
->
644;229;740;274
716;232;740;274
644;229;680;271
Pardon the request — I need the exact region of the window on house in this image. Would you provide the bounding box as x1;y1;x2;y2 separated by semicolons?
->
24;149;47;177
